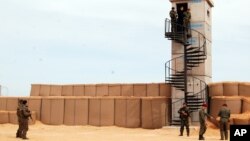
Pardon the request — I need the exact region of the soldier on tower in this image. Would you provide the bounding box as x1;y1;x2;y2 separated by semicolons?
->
169;7;177;32
183;8;192;37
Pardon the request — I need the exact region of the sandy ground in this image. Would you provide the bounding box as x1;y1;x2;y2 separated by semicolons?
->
0;121;225;141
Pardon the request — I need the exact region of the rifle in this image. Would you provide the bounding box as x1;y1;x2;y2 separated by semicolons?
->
29;115;33;121
27;110;33;121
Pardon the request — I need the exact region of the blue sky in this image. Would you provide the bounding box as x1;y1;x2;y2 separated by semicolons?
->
0;0;250;96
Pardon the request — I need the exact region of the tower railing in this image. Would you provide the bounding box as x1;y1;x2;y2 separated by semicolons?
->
164;18;208;124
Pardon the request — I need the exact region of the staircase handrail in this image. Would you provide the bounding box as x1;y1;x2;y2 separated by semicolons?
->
165;18;207;55
165;18;209;121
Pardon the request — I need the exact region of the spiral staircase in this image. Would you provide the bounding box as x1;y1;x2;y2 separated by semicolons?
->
164;19;208;125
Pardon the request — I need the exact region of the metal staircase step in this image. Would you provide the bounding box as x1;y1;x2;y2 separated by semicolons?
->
187;64;199;67
172;85;185;89
165;18;208;125
186;58;206;63
166;77;184;81
187;50;204;54
187;54;207;59
187;98;204;101
170;81;185;84
187;60;205;63
176;88;185;91
166;80;185;83
186;54;206;58
168;76;185;79
165;32;185;43
186;47;197;51
186;57;206;61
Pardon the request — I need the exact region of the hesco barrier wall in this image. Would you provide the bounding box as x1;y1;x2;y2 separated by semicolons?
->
210;96;242;118
208;82;250;97
0;83;171;129
208;82;250;125
30;83;171;97
242;97;250;113
41;97;65;125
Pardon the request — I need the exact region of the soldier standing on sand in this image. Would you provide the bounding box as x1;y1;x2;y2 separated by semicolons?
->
20;99;31;140
199;103;210;140
178;103;190;136
218;104;231;140
16;99;24;138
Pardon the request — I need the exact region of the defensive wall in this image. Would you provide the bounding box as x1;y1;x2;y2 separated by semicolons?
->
0;83;171;129
1;81;250;128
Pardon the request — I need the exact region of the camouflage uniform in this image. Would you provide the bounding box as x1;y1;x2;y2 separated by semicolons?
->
183;9;191;30
169;7;177;32
16;99;24;138
199;105;209;140
20;100;31;139
178;104;190;136
183;9;191;38
218;104;230;140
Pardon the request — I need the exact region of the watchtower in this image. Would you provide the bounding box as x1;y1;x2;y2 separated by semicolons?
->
165;0;214;123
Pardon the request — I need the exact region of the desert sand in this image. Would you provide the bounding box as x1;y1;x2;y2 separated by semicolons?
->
0;121;225;141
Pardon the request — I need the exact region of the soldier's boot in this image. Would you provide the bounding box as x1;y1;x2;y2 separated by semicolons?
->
220;131;224;140
21;131;29;140
179;129;183;136
187;130;190;137
225;131;228;140
16;130;20;138
202;136;205;140
199;135;204;140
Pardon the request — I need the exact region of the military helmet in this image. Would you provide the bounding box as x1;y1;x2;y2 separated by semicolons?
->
18;99;24;104
202;103;208;107
22;99;27;105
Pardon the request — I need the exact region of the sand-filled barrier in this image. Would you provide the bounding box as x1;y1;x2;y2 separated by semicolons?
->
141;97;170;129
146;83;160;97
223;82;239;96
208;82;223;97
41;97;64;125
30;84;40;96
50;85;62;96
8;111;36;125
89;97;115;126
115;97;141;128
239;82;250;97
0;111;9;124
0;97;7;110
108;84;121;96
64;97;88;125
27;97;42;120
73;85;85;96
210;96;241;118
242;98;250;113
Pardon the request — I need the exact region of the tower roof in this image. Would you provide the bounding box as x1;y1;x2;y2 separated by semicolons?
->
206;0;214;7
170;0;214;7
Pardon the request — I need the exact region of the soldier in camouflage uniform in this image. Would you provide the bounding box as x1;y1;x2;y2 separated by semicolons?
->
218;104;231;140
199;103;209;140
183;8;191;38
178;103;190;136
16;99;24;138
20;100;31;140
183;8;191;30
169;7;177;32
